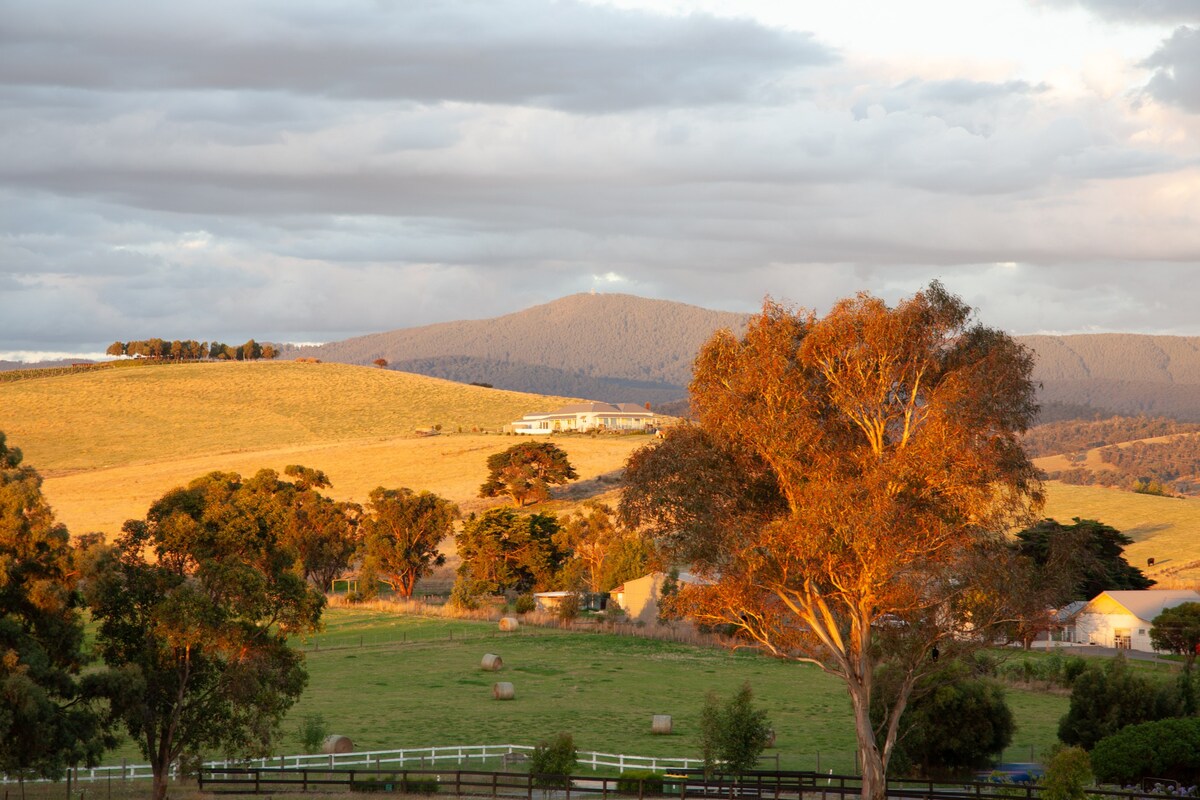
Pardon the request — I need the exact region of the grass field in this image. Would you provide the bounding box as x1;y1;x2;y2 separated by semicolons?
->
92;608;1071;775
1041;481;1200;584
0;360;580;474
37;431;644;540
0;361;652;537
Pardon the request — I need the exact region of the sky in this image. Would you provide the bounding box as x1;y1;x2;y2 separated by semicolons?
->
4;0;1200;360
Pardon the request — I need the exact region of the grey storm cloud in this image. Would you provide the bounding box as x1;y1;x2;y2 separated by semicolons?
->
0;0;832;113
1034;0;1200;24
1143;26;1200;111
3;0;1200;356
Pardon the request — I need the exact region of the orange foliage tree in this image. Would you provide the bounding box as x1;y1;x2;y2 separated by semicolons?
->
621;283;1042;800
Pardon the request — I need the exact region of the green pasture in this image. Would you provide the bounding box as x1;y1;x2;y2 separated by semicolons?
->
97;609;1072;774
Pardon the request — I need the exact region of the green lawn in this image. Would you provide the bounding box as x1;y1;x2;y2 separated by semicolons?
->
97;609;1072;774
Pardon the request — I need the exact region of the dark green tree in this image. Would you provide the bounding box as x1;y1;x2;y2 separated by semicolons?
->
699;682;772;777
1058;655;1175;750
361;487;459;597
873;661;1014;776
1150;602;1200;714
452;507;564;599
0;433;108;780
1012;518;1153;603
84;469;325;800
1090;717;1200;785
1151;603;1200;670
479;442;578;507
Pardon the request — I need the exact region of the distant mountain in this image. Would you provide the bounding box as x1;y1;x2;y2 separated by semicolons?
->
283;295;1200;420
0;358;97;372
1018;334;1200;422
283;293;750;406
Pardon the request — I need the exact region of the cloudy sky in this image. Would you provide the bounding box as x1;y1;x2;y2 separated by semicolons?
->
4;0;1200;359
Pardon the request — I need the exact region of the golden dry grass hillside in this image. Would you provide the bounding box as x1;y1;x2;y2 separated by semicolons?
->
0;361;654;537
1041;481;1200;585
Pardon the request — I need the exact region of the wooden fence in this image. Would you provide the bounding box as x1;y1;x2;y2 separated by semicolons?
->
197;767;1185;800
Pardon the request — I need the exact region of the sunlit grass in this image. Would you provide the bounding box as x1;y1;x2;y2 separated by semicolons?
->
1042;481;1200;584
0;361;652;537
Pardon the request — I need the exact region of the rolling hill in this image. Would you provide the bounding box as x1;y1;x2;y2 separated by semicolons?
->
0;361;651;538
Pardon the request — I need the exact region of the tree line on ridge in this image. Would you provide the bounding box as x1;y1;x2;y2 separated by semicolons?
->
105;338;279;361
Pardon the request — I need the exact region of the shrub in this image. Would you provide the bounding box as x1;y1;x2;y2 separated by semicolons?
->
448;577;479;610
876;662;1014;777
298;713;327;754
1062;657;1088;686
513;594;536;614
529;732;578;788
1041;747;1092;800
402;777;440;794
1058;656;1171;750
700;682;772;777
1091;717;1200;785
556;593;581;622
352;776;439;794
617;770;665;795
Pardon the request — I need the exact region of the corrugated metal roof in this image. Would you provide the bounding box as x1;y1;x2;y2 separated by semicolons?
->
1081;589;1200;621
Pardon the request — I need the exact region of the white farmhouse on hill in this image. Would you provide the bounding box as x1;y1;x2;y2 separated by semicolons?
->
510;402;654;434
1073;589;1200;651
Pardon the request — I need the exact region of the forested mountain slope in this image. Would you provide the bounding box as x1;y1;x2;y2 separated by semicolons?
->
283;293;751;405
1019;334;1200;421
284;294;1200;418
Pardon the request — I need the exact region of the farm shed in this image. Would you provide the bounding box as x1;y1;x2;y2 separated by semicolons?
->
1073;589;1200;651
533;591;607;612
329;572;397;596
610;571;700;625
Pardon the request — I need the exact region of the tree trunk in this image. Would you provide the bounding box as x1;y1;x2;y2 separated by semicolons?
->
848;679;888;800
856;737;887;800
152;763;169;800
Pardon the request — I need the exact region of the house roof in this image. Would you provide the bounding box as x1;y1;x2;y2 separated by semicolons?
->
517;402;654;422
1053;600;1088;623
1081;590;1200;621
554;402;653;416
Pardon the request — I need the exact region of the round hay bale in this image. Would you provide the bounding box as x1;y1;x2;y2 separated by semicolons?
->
481;653;504;671
493;682;515;700
322;735;353;754
499;616;520;632
651;714;672;735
